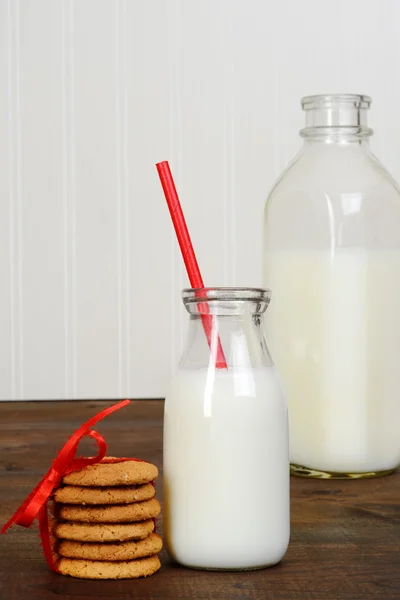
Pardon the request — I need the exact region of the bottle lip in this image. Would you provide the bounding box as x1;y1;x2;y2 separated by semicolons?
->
301;94;372;110
182;287;271;305
182;287;271;304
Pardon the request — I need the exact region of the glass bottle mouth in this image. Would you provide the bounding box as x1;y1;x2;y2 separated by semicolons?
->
301;94;371;111
182;287;271;315
300;94;373;139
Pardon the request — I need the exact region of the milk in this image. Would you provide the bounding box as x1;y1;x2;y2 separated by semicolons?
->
264;248;400;474
163;367;289;570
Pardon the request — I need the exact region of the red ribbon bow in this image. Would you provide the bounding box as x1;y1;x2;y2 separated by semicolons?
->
1;399;131;572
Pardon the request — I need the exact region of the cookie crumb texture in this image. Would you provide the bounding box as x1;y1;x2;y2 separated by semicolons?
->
57;555;161;579
62;458;158;487
57;498;161;523
54;520;155;542
54;483;155;505
58;533;162;561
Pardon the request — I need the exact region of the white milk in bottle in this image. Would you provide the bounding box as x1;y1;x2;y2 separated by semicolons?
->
163;288;290;570
264;248;400;475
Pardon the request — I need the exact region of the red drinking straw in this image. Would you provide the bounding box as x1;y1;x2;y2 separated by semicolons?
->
156;161;227;369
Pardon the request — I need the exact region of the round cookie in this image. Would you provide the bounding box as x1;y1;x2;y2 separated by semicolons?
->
57;498;161;523
57;555;161;579
54;519;155;542
63;457;158;487
54;483;155;505
58;532;162;561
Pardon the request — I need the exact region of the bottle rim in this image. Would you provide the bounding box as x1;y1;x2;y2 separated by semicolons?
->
301;94;372;110
182;288;271;316
182;287;271;305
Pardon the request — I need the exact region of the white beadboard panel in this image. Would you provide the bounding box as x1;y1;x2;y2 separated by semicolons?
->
2;0;400;399
17;0;65;400
124;0;175;398
72;0;120;399
0;1;12;398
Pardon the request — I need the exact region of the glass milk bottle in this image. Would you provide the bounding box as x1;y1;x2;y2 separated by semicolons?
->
263;94;400;479
164;288;289;570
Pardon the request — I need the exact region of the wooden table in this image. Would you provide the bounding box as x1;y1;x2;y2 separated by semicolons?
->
0;400;399;600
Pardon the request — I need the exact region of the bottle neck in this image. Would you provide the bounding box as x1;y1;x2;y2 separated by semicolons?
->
180;313;273;370
300;94;373;145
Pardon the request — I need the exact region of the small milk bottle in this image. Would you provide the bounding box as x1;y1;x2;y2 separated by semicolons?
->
264;94;400;479
163;287;290;571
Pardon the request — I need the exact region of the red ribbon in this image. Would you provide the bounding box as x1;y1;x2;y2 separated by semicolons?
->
1;399;131;572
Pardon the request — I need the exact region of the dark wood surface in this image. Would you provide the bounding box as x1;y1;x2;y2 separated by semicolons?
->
0;400;399;600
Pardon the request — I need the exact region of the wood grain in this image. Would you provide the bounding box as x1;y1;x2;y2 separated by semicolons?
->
0;400;399;600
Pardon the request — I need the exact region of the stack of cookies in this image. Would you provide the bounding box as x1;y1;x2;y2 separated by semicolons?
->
52;458;162;579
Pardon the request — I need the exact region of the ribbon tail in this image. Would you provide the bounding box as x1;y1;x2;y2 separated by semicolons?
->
1;512;20;534
1;473;50;533
39;504;59;573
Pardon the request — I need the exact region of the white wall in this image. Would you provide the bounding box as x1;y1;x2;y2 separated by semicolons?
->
2;0;400;400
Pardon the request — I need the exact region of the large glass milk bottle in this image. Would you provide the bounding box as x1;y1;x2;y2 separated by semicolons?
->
263;94;400;479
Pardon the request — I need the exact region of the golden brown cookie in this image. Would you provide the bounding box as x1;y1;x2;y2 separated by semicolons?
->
57;532;162;561
54;519;155;542
57;555;161;579
62;458;158;487
57;498;161;523
54;483;155;505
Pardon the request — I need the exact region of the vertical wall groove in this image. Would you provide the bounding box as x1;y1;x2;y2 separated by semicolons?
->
62;0;69;398
222;1;229;287
167;1;175;375
69;0;77;399
167;0;184;372
222;3;236;286
115;0;129;397
176;1;184;354
62;0;76;399
7;0;16;399
122;0;130;398
115;0;123;397
15;0;23;398
7;0;23;399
